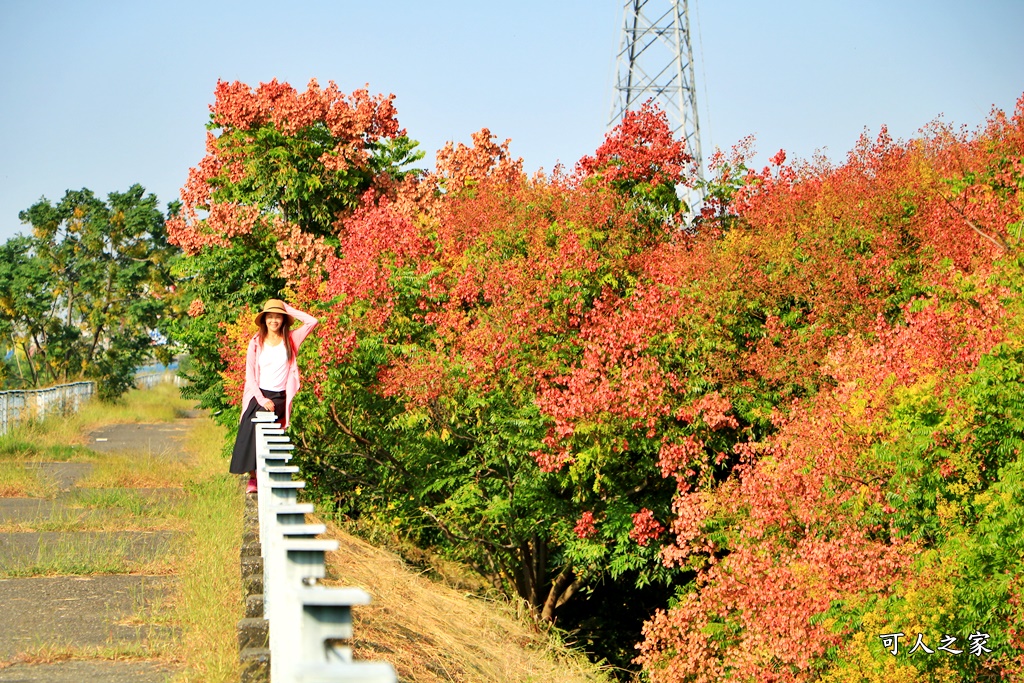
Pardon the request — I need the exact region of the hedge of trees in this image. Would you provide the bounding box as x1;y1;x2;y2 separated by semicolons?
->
162;79;1024;680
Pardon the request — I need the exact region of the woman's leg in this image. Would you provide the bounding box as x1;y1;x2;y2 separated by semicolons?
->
229;398;262;475
247;392;287;486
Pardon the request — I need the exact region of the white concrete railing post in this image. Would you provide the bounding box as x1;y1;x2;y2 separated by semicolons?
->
251;411;397;683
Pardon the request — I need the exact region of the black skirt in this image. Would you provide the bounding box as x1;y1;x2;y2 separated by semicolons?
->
229;389;286;475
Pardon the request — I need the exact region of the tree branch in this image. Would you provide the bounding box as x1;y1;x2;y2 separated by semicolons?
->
936;187;1008;252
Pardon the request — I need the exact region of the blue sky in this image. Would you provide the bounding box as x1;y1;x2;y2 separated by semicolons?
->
1;0;1021;241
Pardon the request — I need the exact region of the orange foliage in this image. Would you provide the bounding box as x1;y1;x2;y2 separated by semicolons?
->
634;94;1024;681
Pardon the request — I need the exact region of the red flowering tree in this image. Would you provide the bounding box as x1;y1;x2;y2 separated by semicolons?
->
166;78;421;413
172;94;702;629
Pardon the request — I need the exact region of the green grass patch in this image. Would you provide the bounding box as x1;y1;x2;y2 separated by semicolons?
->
75;487;151;515
73;381;191;429
0;533;176;578
0;439;92;463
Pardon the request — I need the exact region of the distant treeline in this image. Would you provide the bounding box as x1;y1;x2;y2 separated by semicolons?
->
0;185;179;400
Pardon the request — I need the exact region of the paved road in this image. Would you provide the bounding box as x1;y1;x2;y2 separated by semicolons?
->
0;419;198;682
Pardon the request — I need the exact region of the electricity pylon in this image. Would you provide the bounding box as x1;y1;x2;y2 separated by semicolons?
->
610;0;704;206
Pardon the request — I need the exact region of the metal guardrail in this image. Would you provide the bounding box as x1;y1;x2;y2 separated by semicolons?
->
135;371;184;390
0;366;179;435
135;359;185;390
0;381;95;435
251;411;397;683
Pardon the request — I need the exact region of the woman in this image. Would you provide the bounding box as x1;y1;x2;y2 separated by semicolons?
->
229;298;318;493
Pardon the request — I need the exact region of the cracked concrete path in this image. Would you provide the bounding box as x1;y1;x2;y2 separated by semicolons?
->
88;421;195;461
0;530;176;570
0;660;179;682
0;575;176;659
0;415;200;681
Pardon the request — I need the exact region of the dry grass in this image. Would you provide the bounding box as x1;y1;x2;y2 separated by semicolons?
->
319;519;612;683
0;463;55;497
77;451;192;489
165;415;243;683
0;641;177;668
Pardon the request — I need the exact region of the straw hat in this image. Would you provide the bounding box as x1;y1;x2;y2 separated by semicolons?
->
254;299;292;327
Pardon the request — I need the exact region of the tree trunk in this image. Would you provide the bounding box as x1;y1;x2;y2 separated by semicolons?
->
508;536;580;623
66;281;74;328
86;320;105;366
541;566;578;623
515;540;538;608
30;332;49;385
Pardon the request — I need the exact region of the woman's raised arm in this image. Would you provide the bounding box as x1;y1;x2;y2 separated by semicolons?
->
284;302;319;348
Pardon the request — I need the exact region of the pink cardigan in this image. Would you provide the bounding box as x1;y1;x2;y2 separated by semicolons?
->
239;302;318;429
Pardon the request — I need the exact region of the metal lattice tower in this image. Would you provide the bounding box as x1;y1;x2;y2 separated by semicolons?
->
610;0;704;188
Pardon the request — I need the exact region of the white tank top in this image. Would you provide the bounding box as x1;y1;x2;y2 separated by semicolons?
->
258;340;289;391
